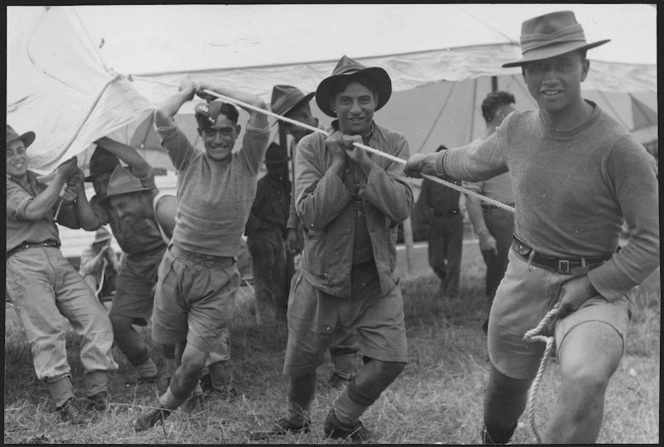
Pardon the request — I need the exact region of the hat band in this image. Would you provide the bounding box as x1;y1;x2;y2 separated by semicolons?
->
521;24;587;52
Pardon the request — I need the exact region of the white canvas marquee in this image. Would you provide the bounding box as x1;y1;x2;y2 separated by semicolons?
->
7;4;657;176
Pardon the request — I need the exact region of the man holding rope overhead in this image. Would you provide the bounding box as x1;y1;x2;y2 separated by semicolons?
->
405;11;659;444
257;55;413;442
270;84;360;391
133;79;269;431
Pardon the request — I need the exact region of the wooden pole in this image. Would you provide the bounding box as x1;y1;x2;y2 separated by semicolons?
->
402;216;415;275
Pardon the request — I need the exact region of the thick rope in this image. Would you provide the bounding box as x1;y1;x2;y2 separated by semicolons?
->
129;75;515;214
522;305;560;444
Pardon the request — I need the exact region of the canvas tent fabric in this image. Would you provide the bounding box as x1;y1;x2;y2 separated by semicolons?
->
7;7;150;175
7;4;657;176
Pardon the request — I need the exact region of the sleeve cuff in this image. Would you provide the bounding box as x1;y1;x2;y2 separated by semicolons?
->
434;151;447;177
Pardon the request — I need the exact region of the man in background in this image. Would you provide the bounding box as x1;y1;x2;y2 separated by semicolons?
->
271;84;359;389
415;144;463;300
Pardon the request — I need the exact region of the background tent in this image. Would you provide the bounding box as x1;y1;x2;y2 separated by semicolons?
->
7;4;657;256
7;4;657;174
75;3;656;159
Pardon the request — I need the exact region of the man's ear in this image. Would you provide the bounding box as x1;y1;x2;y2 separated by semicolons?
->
197;127;203;137
580;59;590;82
314;117;319;127
235;124;241;136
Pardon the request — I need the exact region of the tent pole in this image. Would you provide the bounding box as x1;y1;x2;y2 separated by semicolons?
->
491;76;498;92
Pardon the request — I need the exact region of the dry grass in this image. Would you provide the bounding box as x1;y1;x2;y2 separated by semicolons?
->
4;266;660;444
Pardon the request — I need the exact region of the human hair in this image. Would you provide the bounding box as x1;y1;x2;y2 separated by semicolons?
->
195;102;240;130
330;74;378;99
481;91;516;123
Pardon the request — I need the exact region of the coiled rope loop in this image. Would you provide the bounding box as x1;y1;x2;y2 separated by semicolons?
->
522;304;560;443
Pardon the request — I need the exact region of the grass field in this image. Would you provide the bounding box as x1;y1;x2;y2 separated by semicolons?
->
4;253;660;444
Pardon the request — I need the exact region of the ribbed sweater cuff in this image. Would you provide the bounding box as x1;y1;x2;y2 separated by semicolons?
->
434;151;447;177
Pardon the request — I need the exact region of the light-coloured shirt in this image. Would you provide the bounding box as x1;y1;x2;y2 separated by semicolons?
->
156;122;270;257
435;102;659;301
6;171;80;253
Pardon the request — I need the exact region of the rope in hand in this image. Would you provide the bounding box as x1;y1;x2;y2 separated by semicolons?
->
129;75;515;213
522;303;560;443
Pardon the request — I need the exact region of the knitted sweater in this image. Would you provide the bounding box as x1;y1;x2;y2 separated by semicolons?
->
436;102;659;301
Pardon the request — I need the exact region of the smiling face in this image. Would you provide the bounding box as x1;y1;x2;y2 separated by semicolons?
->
522;51;589;121
331;81;377;135
6;139;28;179
200;114;240;161
108;192;149;224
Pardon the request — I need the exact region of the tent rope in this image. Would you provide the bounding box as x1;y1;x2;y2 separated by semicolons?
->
522;304;560;444
129;75;515;213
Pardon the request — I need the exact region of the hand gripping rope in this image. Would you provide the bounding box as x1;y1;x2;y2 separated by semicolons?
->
130;75;552;441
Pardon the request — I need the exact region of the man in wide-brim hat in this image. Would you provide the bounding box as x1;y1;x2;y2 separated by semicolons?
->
255;55;413;442
405;10;658;443
270;83;361;391
6;124;118;424
75;137;168;387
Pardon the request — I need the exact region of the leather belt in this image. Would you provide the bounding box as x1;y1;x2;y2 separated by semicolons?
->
512;234;612;275
433;208;460;217
7;239;60;259
482;202;514;210
170;245;235;269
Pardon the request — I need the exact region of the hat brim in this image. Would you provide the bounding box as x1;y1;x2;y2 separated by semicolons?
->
20;131;36;149
272;92;315;127
315;67;392;117
101;186;153;202
84;167;116;182
502;39;611;68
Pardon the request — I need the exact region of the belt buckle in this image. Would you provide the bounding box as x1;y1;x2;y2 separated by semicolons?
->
558;259;571;274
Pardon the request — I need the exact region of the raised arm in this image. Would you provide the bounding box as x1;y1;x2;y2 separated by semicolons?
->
20;157;78;221
154;80;197;128
197;81;268;129
94;137;149;174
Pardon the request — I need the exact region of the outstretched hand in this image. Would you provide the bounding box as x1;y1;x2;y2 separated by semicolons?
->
195;81;220;102
403;154;430;178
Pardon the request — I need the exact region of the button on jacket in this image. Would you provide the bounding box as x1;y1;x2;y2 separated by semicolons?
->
295;122;413;298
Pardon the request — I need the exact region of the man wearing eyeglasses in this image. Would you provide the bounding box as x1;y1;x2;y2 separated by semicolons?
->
133;79;270;431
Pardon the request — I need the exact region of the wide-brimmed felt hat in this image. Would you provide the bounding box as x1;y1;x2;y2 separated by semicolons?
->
7;124;36;149
93;227;112;245
85;146;120;182
102;165;152;201
264;142;289;165
315;55;392;117
271;85;315;119
502;10;610;68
